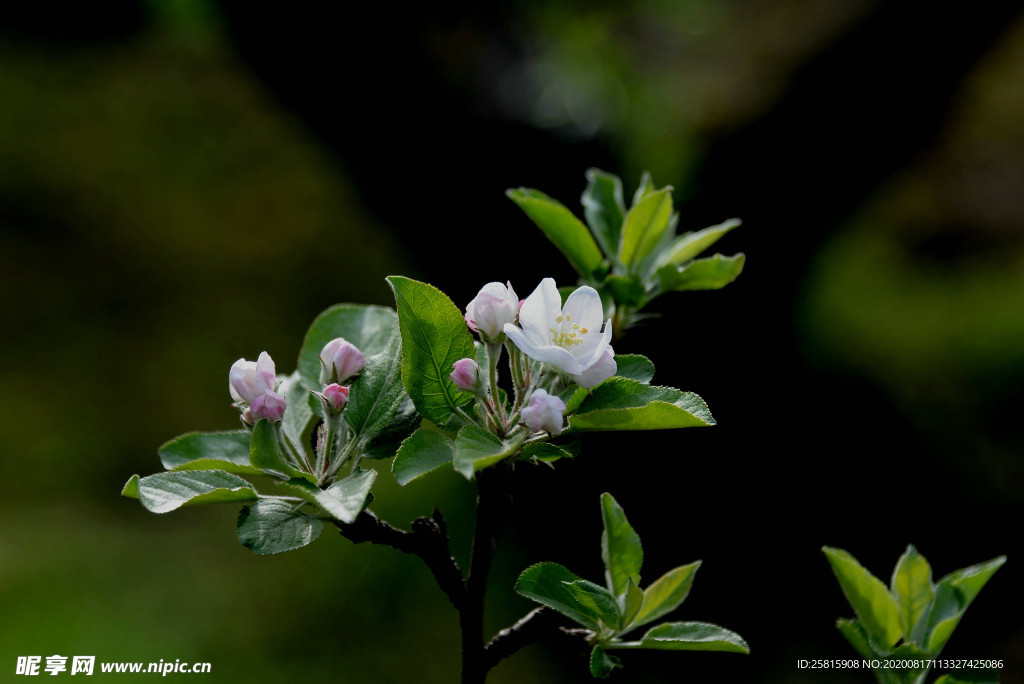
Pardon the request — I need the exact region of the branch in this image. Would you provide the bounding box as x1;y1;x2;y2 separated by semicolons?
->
333;507;466;610
483;607;591;671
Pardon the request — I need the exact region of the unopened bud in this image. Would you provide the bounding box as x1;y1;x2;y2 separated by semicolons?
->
450;358;481;392
320;337;365;385
465;281;518;342
521;389;566;436
229;351;276;405
322;383;350;414
250;390;287;422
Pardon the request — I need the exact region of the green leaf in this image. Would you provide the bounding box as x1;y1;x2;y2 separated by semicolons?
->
891;545;934;637
823;547;903;648
835;619;880;659
515;562;601;630
942;556;1006;605
387;276;476;426
627;621;749;654
278;372;317;461
297;303;399;391
622;578;644;629
249;418;302;477
363;394;420;459
910;580;961;649
564;579;622;630
507;188;604;277
276;468;377;524
657;253;745;292
912;556;1004;654
619;188;674;269
346;329;406;445
601;493;643;598
833;620;900;684
589;645;622;679
158;430;261;475
582;168;626;261
603;274;646;307
889;642;931;683
122;470;258;513
452;425;526;480
659;219;741;267
567;378;715;432
632;561;701;629
559;386;589;415
613;355;655;383
236;499;323;555
518;440;580;463
121;475;139;498
637;211;679;281
631;171;656;206
392;428;454;486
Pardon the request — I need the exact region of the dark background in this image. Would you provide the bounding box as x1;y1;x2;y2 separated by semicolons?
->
2;1;1023;682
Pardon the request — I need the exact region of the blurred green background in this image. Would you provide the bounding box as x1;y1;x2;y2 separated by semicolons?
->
2;1;1023;682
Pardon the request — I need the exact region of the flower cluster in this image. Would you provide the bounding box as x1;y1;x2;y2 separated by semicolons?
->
450;278;617;442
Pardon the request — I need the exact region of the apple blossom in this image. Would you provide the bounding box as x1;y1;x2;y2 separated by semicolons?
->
320;337;365;385
521;388;566;436
570;347;617;389
322;383;349;414
450;358;481;392
250;389;287;422
503;279;612;376
229;352;276;405
465;281;519;341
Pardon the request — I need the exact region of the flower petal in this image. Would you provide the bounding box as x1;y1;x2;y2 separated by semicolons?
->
561;285;603;333
519;278;561;344
574;318;613;371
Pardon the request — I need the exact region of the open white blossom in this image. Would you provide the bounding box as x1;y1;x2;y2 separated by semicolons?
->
503;278;612;376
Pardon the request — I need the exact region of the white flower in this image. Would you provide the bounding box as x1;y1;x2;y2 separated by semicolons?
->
503;279;612;376
570;348;617;389
521;389;566;435
465;281;519;341
229;352;276;405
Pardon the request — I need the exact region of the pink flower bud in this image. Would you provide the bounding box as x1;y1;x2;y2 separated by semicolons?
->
465;281;519;341
450;358;480;392
521;389;566;436
250;390;287;422
241;407;253;424
229;352;276;405
322;383;350;413
320;337;366;385
570;348;617;389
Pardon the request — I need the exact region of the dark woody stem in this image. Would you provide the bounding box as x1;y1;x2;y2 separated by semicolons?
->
332;466;577;682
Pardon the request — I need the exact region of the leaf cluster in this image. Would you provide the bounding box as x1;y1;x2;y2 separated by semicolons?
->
515;493;748;679
508;169;744;337
123;304;413;555
824;545;1005;684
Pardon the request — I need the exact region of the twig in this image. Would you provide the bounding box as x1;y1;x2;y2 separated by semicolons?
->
333;507;466;610
483;607;591;671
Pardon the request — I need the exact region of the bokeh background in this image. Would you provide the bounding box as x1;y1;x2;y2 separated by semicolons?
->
2;1;1023;682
